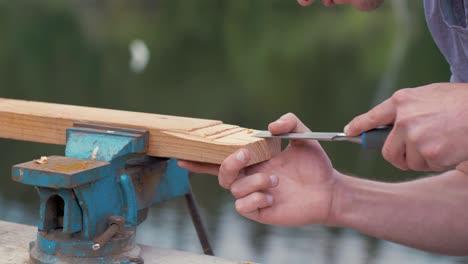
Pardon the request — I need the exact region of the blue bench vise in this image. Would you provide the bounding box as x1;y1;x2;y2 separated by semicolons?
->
11;123;211;263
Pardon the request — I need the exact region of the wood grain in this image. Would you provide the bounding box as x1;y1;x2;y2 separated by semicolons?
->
0;98;280;165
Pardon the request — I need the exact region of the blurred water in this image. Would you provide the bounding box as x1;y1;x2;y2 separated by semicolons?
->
0;0;465;263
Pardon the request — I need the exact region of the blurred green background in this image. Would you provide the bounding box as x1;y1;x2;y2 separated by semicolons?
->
0;0;465;263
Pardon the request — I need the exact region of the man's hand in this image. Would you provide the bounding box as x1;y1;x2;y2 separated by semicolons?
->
345;83;468;171
297;0;314;6
179;112;468;255
296;0;384;10
178;113;339;226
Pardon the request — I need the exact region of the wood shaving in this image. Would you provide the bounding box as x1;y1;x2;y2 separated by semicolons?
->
34;156;48;164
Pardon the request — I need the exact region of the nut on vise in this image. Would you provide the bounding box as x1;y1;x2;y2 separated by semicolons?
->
11;123;191;263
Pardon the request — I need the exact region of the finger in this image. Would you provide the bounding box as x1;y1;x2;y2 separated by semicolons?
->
230;174;279;199
297;0;314;6
177;160;220;175
235;192;274;215
218;149;250;189
382;129;408;170
426;162;447;172
268;112;311;134
405;143;430;171
426;159;455;171
344;98;396;136
421;143;453;171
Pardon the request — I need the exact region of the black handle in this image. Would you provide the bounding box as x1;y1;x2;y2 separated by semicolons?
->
361;126;392;150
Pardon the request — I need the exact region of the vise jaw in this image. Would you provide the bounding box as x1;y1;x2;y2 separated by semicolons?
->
11;123;190;264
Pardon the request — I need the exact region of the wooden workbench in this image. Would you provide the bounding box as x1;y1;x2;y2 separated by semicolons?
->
0;220;245;264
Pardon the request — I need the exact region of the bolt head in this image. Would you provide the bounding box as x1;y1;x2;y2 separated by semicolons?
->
92;244;101;251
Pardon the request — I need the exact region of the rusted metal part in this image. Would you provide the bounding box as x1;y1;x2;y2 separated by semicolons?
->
92;216;125;251
3;220;244;264
36;227;137;257
108;216;126;237
30;238;142;263
93;224;120;251
126;156;166;209
12;156;110;188
185;191;214;256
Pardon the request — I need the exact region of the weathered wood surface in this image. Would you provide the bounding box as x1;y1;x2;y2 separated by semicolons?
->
0;98;280;165
0;220;245;264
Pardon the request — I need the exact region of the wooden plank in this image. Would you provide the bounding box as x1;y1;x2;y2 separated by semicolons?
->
0;98;280;165
0;220;242;264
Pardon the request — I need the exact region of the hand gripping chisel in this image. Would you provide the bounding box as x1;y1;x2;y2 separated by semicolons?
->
253;126;392;150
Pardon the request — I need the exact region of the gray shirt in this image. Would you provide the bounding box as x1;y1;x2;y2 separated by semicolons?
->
424;0;468;82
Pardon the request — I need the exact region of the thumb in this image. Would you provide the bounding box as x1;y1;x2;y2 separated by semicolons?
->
268;113;311;135
297;0;314;6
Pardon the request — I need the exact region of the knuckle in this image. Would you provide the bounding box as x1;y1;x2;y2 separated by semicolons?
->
382;144;406;170
283;112;297;119
234;200;245;213
218;178;230;189
219;164;241;181
406;130;419;146
255;174;270;188
381;144;394;162
251;192;265;205
230;185;243;198
428;163;447;172
281;112;299;125
420;144;444;165
391;89;410;105
407;158;425;171
395;117;412;130
348;116;363;131
220;162;235;174
366;111;380;125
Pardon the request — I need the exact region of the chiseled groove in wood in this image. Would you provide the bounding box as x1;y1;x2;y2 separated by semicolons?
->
190;124;240;137
215;132;263;143
0;98;281;165
207;127;248;139
188;123;237;133
149;130;280;165
215;134;260;143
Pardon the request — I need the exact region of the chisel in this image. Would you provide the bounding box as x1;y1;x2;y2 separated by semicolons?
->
253;126;392;150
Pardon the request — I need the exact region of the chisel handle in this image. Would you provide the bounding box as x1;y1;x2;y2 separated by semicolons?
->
361;126;392;150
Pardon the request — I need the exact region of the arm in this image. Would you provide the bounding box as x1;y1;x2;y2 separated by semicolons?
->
179;113;468;255
331;170;468;256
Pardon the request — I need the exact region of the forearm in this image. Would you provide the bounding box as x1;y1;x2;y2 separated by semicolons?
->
329;170;468;255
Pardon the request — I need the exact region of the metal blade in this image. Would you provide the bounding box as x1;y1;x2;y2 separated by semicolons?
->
252;131;345;141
